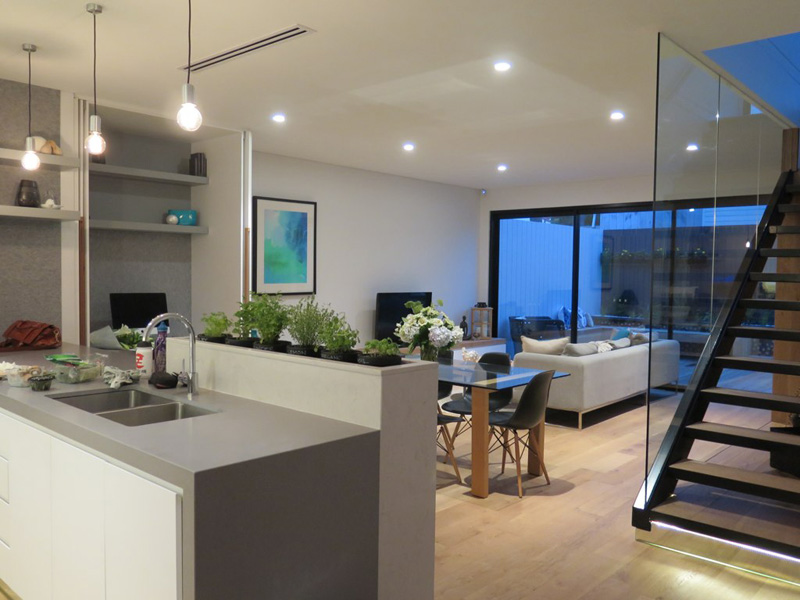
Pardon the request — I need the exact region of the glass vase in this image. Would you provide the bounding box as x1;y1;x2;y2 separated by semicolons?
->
420;345;439;362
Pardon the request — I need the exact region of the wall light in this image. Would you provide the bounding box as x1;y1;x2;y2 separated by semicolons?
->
21;43;40;171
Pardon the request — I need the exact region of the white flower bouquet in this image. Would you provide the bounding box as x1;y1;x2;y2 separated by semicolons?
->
395;300;463;360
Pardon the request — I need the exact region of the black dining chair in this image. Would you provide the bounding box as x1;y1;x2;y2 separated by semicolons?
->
436;381;462;482
488;370;554;497
441;352;513;441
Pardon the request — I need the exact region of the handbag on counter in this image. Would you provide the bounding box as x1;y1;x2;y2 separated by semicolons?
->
0;320;62;352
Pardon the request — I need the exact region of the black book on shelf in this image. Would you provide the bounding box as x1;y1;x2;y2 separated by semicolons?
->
190;152;207;177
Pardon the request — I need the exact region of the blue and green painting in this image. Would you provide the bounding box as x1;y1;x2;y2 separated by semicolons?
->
263;209;308;284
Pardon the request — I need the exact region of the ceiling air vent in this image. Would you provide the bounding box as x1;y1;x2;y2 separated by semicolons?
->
182;24;316;73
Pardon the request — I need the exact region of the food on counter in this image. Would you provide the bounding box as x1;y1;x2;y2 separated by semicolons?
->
46;354;106;384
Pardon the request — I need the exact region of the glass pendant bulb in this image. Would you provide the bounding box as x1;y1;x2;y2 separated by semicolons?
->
85;114;106;155
177;83;202;131
21;137;40;170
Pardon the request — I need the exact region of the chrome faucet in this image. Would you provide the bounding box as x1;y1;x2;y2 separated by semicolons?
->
144;312;198;396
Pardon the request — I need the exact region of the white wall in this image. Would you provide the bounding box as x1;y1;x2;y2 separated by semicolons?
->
252;152;480;341
478;173;653;298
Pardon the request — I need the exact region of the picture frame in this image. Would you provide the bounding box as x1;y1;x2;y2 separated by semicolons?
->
251;196;317;295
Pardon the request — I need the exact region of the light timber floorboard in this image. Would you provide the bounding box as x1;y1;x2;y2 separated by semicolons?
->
435;391;800;600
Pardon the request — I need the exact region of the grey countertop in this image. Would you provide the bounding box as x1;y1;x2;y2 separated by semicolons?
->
0;343;377;488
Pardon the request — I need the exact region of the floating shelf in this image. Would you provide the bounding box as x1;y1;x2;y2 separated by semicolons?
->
0;205;80;221
89;163;208;186
90;219;208;234
0;147;80;171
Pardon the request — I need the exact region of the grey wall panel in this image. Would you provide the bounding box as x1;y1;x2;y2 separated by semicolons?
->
89;230;191;332
0;219;62;331
89;177;191;223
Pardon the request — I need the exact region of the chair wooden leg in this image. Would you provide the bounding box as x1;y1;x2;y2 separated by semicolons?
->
513;431;523;498
501;429;509;474
440;424;462;483
528;432;550;485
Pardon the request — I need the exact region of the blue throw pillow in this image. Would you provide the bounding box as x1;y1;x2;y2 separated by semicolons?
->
611;327;630;340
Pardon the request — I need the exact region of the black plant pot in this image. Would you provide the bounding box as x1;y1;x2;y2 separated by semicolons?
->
225;337;257;348
287;345;321;358
357;353;403;367
197;334;227;344
254;339;291;353
320;349;359;363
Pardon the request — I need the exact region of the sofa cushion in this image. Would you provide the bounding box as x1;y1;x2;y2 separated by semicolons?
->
521;335;569;355
611;327;630;340
562;342;598;357
610;337;632;350
631;331;659;345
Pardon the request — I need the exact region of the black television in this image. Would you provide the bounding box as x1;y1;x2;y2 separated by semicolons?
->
110;293;168;329
375;292;432;343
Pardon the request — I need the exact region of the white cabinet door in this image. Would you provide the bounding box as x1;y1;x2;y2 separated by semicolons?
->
0;413;13;586
105;462;180;600
0;412;52;600
51;438;106;600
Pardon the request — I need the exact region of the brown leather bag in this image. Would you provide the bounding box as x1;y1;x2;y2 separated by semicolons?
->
0;320;62;352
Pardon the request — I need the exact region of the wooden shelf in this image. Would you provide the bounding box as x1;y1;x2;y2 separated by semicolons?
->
89;219;208;234
0;205;80;222
89;163;208;186
0;147;80;171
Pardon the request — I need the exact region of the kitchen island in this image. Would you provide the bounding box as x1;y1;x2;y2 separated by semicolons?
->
0;344;385;600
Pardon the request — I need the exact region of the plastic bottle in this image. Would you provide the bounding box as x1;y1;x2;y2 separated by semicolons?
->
135;340;153;379
153;322;169;373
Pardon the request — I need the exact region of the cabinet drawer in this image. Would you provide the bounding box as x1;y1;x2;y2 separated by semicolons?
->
0;457;7;503
0;412;10;459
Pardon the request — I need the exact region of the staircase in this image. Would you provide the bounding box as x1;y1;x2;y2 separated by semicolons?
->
633;171;800;565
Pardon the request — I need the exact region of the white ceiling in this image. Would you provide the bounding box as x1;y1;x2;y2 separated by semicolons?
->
1;0;799;190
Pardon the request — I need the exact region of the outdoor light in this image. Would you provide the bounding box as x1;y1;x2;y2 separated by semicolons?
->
177;0;202;131
84;4;106;155
21;44;40;171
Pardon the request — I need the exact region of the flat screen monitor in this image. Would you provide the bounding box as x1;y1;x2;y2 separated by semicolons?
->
375;292;432;343
109;293;168;329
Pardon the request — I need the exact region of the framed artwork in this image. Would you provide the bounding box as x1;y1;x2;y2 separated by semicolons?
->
252;196;317;295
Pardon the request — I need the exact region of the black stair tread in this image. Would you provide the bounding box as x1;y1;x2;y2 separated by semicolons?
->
726;326;800;341
701;387;800;413
739;299;800;310
715;355;800;375
759;248;800;257
787;183;800;195
750;272;800;282
770;225;800;234
669;460;800;503
686;422;800;451
650;497;800;556
778;203;800;213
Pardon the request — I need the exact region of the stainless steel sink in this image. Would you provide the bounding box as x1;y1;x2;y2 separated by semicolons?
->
49;389;174;413
98;402;215;427
48;388;217;426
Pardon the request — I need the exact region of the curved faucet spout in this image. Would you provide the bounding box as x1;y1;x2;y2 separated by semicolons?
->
144;312;198;396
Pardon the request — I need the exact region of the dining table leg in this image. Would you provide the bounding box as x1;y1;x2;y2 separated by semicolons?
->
470;387;490;498
527;420;545;477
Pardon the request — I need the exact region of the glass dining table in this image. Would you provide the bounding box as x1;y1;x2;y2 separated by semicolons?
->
436;356;568;498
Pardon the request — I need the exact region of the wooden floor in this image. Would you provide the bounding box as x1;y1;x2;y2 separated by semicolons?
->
434;392;800;600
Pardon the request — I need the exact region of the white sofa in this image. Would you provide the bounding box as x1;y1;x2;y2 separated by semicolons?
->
513;339;680;428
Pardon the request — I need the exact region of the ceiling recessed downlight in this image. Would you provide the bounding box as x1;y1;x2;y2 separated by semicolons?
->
494;61;511;72
686;143;699;152
271;113;286;123
403;142;415;152
610;111;625;120
497;164;508;172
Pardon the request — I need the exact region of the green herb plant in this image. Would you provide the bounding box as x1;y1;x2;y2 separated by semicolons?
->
363;338;399;356
319;313;360;353
115;325;143;350
250;293;290;343
233;299;260;339
201;312;232;338
287;296;334;349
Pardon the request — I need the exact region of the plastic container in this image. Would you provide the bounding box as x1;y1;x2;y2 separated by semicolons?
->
153;323;168;373
167;209;197;226
135;341;154;378
29;374;55;391
52;361;104;384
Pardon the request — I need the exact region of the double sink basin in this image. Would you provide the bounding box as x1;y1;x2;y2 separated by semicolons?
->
48;388;216;427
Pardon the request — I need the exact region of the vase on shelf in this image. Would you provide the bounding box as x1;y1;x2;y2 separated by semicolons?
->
420;345;439;362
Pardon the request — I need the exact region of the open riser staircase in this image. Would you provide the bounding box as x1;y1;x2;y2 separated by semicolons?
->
633;170;800;566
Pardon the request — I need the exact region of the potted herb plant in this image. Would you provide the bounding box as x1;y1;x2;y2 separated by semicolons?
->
358;338;402;367
227;298;259;347
286;296;333;357
251;293;291;352
199;312;231;344
319;313;360;362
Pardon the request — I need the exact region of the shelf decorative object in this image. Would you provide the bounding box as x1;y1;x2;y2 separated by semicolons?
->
470;306;493;339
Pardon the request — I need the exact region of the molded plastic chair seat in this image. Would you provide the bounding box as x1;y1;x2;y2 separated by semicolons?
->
438;413;462;426
437;411;463;483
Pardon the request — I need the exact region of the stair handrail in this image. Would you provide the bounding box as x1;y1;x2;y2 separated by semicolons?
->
633;170;793;528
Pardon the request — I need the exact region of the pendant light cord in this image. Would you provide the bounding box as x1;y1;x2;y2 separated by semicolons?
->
27;49;32;137
187;0;192;85
92;10;97;117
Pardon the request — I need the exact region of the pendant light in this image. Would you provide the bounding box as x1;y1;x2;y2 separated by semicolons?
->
21;44;40;171
177;0;202;131
84;3;106;155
